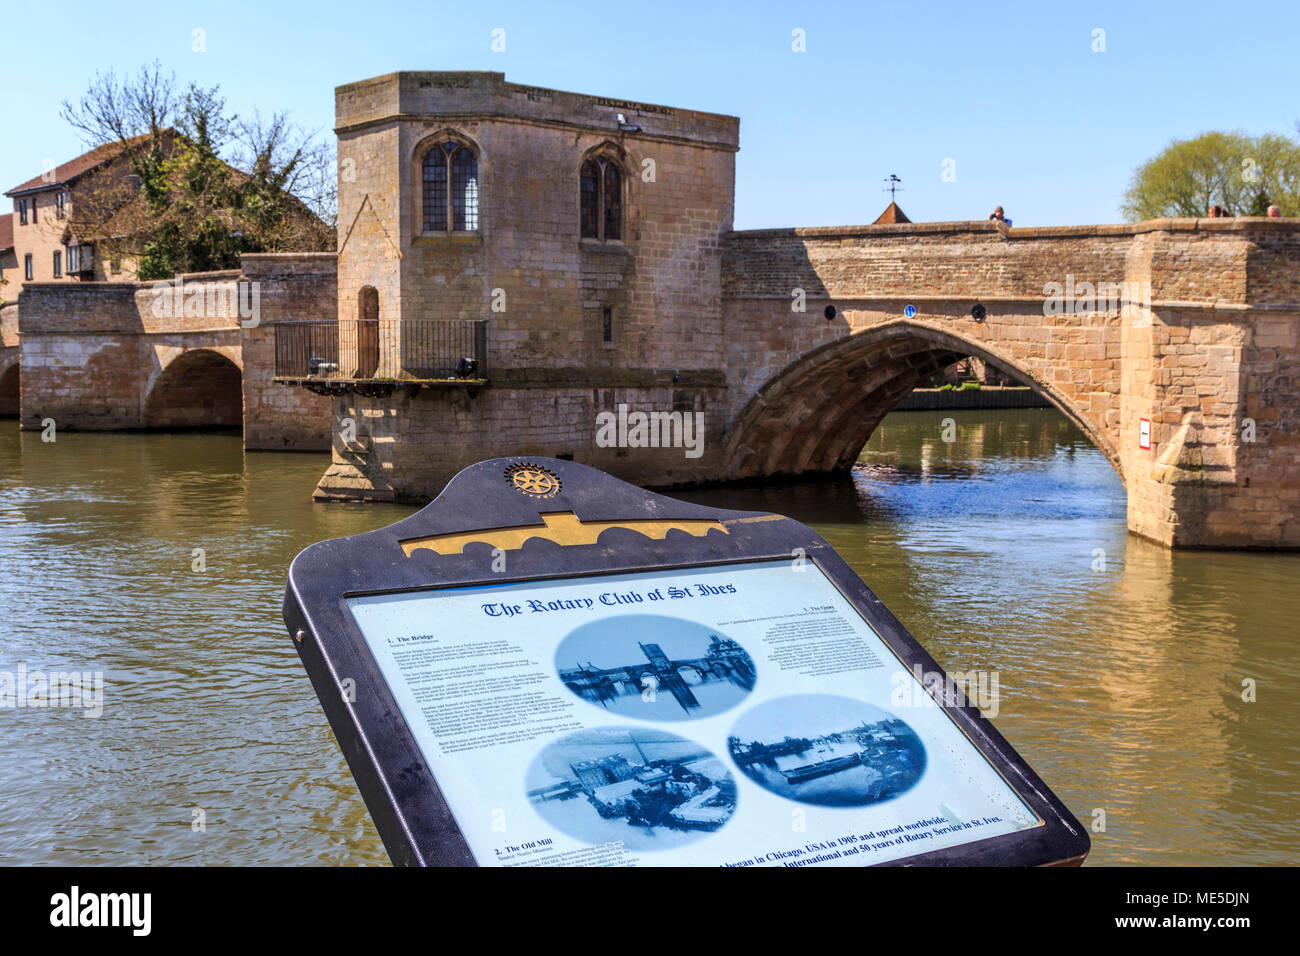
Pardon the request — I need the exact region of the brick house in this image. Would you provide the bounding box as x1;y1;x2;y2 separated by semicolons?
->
0;215;15;303
3;132;181;295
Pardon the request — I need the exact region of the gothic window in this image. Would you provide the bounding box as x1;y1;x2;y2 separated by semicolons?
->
423;140;479;232
580;155;622;241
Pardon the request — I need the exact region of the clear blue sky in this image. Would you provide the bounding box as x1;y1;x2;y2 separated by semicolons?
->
2;0;1297;228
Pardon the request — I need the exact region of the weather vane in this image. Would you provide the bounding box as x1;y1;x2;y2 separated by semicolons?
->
883;174;903;201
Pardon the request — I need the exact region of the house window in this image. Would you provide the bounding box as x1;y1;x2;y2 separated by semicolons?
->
110;256;122;275
602;307;613;343
422;140;479;232
67;244;89;275
580;156;622;240
18;199;28;225
56;191;67;219
53;251;62;278
24;255;33;281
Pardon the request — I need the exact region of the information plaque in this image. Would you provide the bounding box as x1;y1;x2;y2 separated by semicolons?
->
283;457;1089;867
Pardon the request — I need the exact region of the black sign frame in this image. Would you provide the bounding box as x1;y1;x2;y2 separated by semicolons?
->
283;456;1090;867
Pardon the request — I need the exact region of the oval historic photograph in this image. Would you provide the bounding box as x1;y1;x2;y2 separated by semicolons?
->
728;695;926;807
555;615;756;721
526;727;738;850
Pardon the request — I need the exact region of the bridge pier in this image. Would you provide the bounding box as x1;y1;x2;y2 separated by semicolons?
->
1118;306;1298;549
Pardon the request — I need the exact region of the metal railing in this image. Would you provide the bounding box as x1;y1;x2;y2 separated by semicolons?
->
275;322;339;378
273;319;488;381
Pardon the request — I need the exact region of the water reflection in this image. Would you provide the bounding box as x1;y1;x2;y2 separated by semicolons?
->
680;409;1300;865
0;408;1296;865
0;428;412;865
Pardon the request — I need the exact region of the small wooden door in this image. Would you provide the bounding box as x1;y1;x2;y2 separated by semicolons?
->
357;287;379;378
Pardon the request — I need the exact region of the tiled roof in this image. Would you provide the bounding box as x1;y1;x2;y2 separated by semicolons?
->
873;202;912;224
0;213;13;253
4;132;164;196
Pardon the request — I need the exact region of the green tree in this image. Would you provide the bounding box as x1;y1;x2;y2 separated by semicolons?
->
1122;130;1300;219
60;62;335;280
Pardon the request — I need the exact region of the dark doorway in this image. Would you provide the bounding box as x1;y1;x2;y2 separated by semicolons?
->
357;287;379;378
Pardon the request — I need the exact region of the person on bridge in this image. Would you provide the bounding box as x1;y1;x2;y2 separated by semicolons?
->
1268;205;1282;218
989;206;1013;226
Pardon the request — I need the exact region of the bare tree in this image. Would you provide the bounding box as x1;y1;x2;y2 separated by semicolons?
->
60;61;178;178
233;110;338;233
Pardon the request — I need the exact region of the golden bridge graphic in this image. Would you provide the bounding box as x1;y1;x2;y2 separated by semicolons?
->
399;511;728;557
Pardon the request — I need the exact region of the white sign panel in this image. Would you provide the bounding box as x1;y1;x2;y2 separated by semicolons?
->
347;559;1040;867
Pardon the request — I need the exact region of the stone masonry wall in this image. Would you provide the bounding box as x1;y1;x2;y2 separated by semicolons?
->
1;302;17;347
16;256;334;448
18;282;149;429
334;71;737;376
321;71;738;500
318;73;1300;549
720;222;1146;470
316;379;725;503
721;219;1300;548
240;253;335;450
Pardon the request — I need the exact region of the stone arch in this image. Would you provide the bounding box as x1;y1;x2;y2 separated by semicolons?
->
411;127;484;167
144;348;243;429
723;321;1122;482
0;357;18;417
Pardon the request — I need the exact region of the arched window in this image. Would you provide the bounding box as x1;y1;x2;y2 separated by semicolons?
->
423;140;479;232
580;155;622;241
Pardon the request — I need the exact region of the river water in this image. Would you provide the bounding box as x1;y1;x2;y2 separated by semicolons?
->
0;408;1296;866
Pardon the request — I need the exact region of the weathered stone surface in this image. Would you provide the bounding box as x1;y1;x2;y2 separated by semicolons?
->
319;73;1300;550
14;254;336;449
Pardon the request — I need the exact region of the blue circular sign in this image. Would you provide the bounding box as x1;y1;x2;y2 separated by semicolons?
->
903;304;916;318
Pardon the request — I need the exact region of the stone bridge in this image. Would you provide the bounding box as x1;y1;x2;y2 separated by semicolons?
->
10;70;1298;552
299;69;1298;549
10;254;336;450
715;218;1300;549
316;217;1300;551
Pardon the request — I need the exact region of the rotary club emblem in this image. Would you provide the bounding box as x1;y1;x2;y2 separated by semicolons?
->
506;464;561;498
